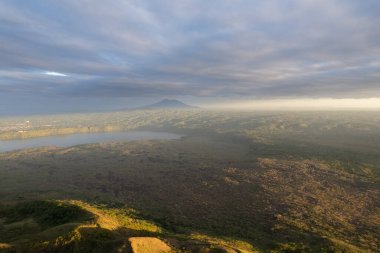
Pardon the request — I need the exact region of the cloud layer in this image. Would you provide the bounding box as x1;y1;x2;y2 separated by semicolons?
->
1;0;380;99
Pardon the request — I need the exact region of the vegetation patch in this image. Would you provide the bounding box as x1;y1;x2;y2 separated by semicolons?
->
129;237;172;253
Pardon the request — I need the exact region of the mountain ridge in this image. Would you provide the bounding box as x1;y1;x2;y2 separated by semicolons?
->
140;99;196;109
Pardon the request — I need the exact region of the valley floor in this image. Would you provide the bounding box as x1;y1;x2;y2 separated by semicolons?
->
0;110;379;252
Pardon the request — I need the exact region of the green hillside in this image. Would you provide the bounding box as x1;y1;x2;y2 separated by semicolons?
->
0;200;255;253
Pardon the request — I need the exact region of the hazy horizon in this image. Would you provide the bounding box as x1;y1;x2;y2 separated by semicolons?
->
1;0;380;115
1;3;380;251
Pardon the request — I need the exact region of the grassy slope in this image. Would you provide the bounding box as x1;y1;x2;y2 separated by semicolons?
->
0;200;255;253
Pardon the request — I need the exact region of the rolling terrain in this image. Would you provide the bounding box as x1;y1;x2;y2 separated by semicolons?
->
0;110;379;252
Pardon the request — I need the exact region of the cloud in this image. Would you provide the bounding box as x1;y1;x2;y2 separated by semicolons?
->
43;71;68;77
0;0;379;100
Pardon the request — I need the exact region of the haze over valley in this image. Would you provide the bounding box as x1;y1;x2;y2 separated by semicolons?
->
0;1;379;252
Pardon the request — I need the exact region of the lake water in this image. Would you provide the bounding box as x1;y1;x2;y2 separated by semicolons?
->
0;131;182;152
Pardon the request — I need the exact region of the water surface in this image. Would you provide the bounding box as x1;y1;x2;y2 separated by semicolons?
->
0;131;181;152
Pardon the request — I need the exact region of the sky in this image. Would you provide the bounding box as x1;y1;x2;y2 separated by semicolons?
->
1;0;380;114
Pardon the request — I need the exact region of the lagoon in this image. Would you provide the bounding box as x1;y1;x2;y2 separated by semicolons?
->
0;131;181;152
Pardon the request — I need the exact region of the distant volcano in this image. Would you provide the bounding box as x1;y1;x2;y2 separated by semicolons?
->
140;99;196;109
